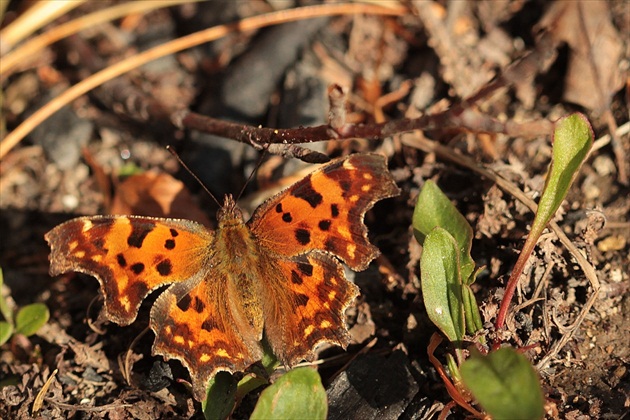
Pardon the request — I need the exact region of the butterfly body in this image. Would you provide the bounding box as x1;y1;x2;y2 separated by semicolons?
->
210;196;266;343
45;153;400;400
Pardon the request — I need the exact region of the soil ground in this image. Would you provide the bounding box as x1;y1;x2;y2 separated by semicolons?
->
1;1;628;418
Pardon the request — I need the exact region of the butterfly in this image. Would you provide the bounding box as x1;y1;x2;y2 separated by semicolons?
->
45;153;400;400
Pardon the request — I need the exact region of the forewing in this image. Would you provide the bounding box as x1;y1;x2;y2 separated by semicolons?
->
45;215;212;325
248;154;400;270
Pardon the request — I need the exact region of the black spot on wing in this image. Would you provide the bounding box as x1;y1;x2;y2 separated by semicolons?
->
117;254;127;267
295;228;311;245
291;177;323;208
331;204;340;218
130;262;145;275
177;294;191;312
164;239;175;250
297;261;313;277
282;213;293;223
169;228;179;237
194;297;205;313
318;220;331;231
128;223;155;248
201;318;218;332
295;293;309;307
291;270;303;285
275;203;283;213
156;259;172;276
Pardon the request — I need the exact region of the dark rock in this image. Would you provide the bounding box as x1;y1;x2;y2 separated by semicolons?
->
327;350;422;420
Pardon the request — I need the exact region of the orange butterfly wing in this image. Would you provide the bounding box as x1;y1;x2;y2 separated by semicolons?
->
248;154;400;365
45;215;263;400
248;153;400;269
150;271;263;400
259;252;359;365
46;216;211;325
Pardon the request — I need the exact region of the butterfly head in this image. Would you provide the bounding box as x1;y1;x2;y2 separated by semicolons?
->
217;195;245;228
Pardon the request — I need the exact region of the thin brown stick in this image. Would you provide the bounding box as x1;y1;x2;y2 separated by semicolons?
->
174;106;554;150
32;369;59;415
171;36;562;146
47;399;133;412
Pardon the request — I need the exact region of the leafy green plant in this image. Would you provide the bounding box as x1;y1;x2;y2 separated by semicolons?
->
413;180;484;347
202;372;238;420
202;364;327;420
495;113;594;329
202;343;278;420
0;268;50;346
413;113;593;418
250;367;327;420
460;348;545;420
202;340;326;420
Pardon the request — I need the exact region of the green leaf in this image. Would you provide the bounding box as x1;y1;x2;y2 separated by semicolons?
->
420;227;465;343
118;162;144;178
531;113;593;240
460;348;544;420
0;268;12;324
462;284;483;335
260;337;280;373
236;372;268;404
235;336;279;400
0;321;13;346
413;180;475;283
14;303;49;336
250;367;327;420
202;371;237;420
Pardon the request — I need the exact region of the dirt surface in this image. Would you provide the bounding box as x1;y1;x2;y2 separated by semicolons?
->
1;1;628;419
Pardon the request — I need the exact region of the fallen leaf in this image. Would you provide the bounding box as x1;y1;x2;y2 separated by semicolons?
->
538;1;624;113
111;171;211;226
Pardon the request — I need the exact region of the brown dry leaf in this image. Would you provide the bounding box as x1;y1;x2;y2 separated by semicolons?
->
538;1;624;113
110;171;211;227
38;322;111;373
67;341;111;374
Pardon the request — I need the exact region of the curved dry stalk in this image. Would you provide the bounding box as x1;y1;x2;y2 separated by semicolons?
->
0;2;406;160
47;399;133;412
121;326;150;386
0;0;85;55
402;134;600;369
592;121;630;152
32;368;58;415
1;0;201;79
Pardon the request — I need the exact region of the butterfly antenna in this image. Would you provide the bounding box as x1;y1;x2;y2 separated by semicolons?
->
236;148;268;201
166;145;222;208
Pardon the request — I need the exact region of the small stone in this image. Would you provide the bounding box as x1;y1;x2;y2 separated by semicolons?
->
61;194;79;210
